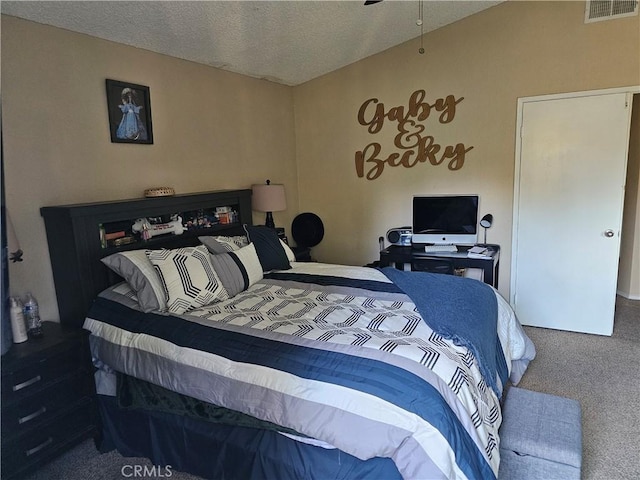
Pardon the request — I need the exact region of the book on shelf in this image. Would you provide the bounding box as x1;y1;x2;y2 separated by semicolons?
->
104;231;126;241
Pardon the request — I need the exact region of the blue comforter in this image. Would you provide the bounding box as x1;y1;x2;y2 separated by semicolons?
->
379;267;507;398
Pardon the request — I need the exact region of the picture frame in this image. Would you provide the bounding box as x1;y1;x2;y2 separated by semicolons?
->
105;79;154;144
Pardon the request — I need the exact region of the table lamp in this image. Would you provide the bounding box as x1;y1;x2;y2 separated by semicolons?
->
480;214;493;244
251;180;287;229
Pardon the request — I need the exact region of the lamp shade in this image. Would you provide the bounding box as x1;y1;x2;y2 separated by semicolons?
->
252;182;287;213
480;214;493;228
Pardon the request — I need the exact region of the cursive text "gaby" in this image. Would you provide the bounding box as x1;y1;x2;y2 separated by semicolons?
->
355;90;473;180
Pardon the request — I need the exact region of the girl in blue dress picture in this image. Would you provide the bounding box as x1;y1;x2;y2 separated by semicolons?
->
116;87;148;141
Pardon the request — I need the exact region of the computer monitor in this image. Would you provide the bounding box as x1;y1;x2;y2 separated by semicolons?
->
411;195;479;245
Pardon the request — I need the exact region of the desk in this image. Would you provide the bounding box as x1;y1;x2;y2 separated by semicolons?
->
379;244;500;288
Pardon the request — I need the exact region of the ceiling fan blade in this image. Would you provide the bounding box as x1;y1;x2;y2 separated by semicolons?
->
364;0;383;5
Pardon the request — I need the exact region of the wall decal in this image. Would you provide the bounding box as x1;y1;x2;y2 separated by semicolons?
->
355;90;473;180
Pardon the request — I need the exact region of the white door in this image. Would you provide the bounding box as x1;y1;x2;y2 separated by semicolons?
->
512;92;632;335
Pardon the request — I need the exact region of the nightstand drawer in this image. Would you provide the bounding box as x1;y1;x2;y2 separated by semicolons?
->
1;342;84;403
1;397;94;478
1;372;92;437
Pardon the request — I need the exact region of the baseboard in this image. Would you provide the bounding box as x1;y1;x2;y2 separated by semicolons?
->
616;290;640;301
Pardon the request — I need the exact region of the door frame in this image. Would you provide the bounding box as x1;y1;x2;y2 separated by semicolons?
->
511;85;640;308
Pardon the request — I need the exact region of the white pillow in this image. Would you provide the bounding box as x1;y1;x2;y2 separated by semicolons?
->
280;239;296;263
146;245;229;314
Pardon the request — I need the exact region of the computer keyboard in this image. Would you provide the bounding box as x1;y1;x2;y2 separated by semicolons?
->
424;244;458;253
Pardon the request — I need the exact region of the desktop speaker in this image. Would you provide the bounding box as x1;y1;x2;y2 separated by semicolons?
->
386;227;412;246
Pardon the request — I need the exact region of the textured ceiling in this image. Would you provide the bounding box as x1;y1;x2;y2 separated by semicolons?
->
1;1;502;86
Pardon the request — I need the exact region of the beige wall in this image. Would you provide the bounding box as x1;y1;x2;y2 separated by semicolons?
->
1;16;298;321
618;94;640;299
2;2;640;321
294;1;640;298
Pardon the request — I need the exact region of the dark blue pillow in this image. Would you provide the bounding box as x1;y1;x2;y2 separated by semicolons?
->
243;225;291;272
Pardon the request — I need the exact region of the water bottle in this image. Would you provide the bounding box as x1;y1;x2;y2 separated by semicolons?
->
9;297;28;343
23;292;43;338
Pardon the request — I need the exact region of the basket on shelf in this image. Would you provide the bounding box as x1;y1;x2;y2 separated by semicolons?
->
144;187;175;198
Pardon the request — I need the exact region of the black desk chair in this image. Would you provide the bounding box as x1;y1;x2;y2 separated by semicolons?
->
291;213;324;262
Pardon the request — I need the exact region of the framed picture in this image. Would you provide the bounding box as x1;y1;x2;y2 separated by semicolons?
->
105;79;153;144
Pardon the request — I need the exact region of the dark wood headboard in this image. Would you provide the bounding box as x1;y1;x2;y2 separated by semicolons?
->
41;189;252;328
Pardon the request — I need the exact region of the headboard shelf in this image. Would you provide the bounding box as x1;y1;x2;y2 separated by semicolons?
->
41;189;252;327
98;221;244;255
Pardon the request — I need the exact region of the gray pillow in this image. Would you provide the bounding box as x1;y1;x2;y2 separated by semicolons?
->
208;243;264;297
199;235;248;254
101;250;167;312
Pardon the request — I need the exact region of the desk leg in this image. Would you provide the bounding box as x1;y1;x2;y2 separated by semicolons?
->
484;265;493;288
483;261;499;288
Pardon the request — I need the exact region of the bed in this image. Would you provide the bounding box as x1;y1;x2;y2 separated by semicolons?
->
41;190;536;480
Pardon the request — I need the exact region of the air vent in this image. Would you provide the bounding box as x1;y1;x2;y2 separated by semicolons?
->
585;0;638;23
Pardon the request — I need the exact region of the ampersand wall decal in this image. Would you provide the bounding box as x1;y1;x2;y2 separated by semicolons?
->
355;89;474;180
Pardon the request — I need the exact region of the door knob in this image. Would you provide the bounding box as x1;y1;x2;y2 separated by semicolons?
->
604;230;615;238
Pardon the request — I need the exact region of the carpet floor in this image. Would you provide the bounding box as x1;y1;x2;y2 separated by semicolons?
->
517;295;640;480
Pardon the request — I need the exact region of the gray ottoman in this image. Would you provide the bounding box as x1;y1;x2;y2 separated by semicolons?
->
498;387;582;480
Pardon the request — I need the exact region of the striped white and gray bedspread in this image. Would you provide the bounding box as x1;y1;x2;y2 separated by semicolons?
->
84;262;534;480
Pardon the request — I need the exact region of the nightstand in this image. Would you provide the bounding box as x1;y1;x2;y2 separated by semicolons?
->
1;321;99;479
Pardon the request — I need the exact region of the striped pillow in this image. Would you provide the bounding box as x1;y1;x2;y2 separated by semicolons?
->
146;246;229;314
208;243;263;297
